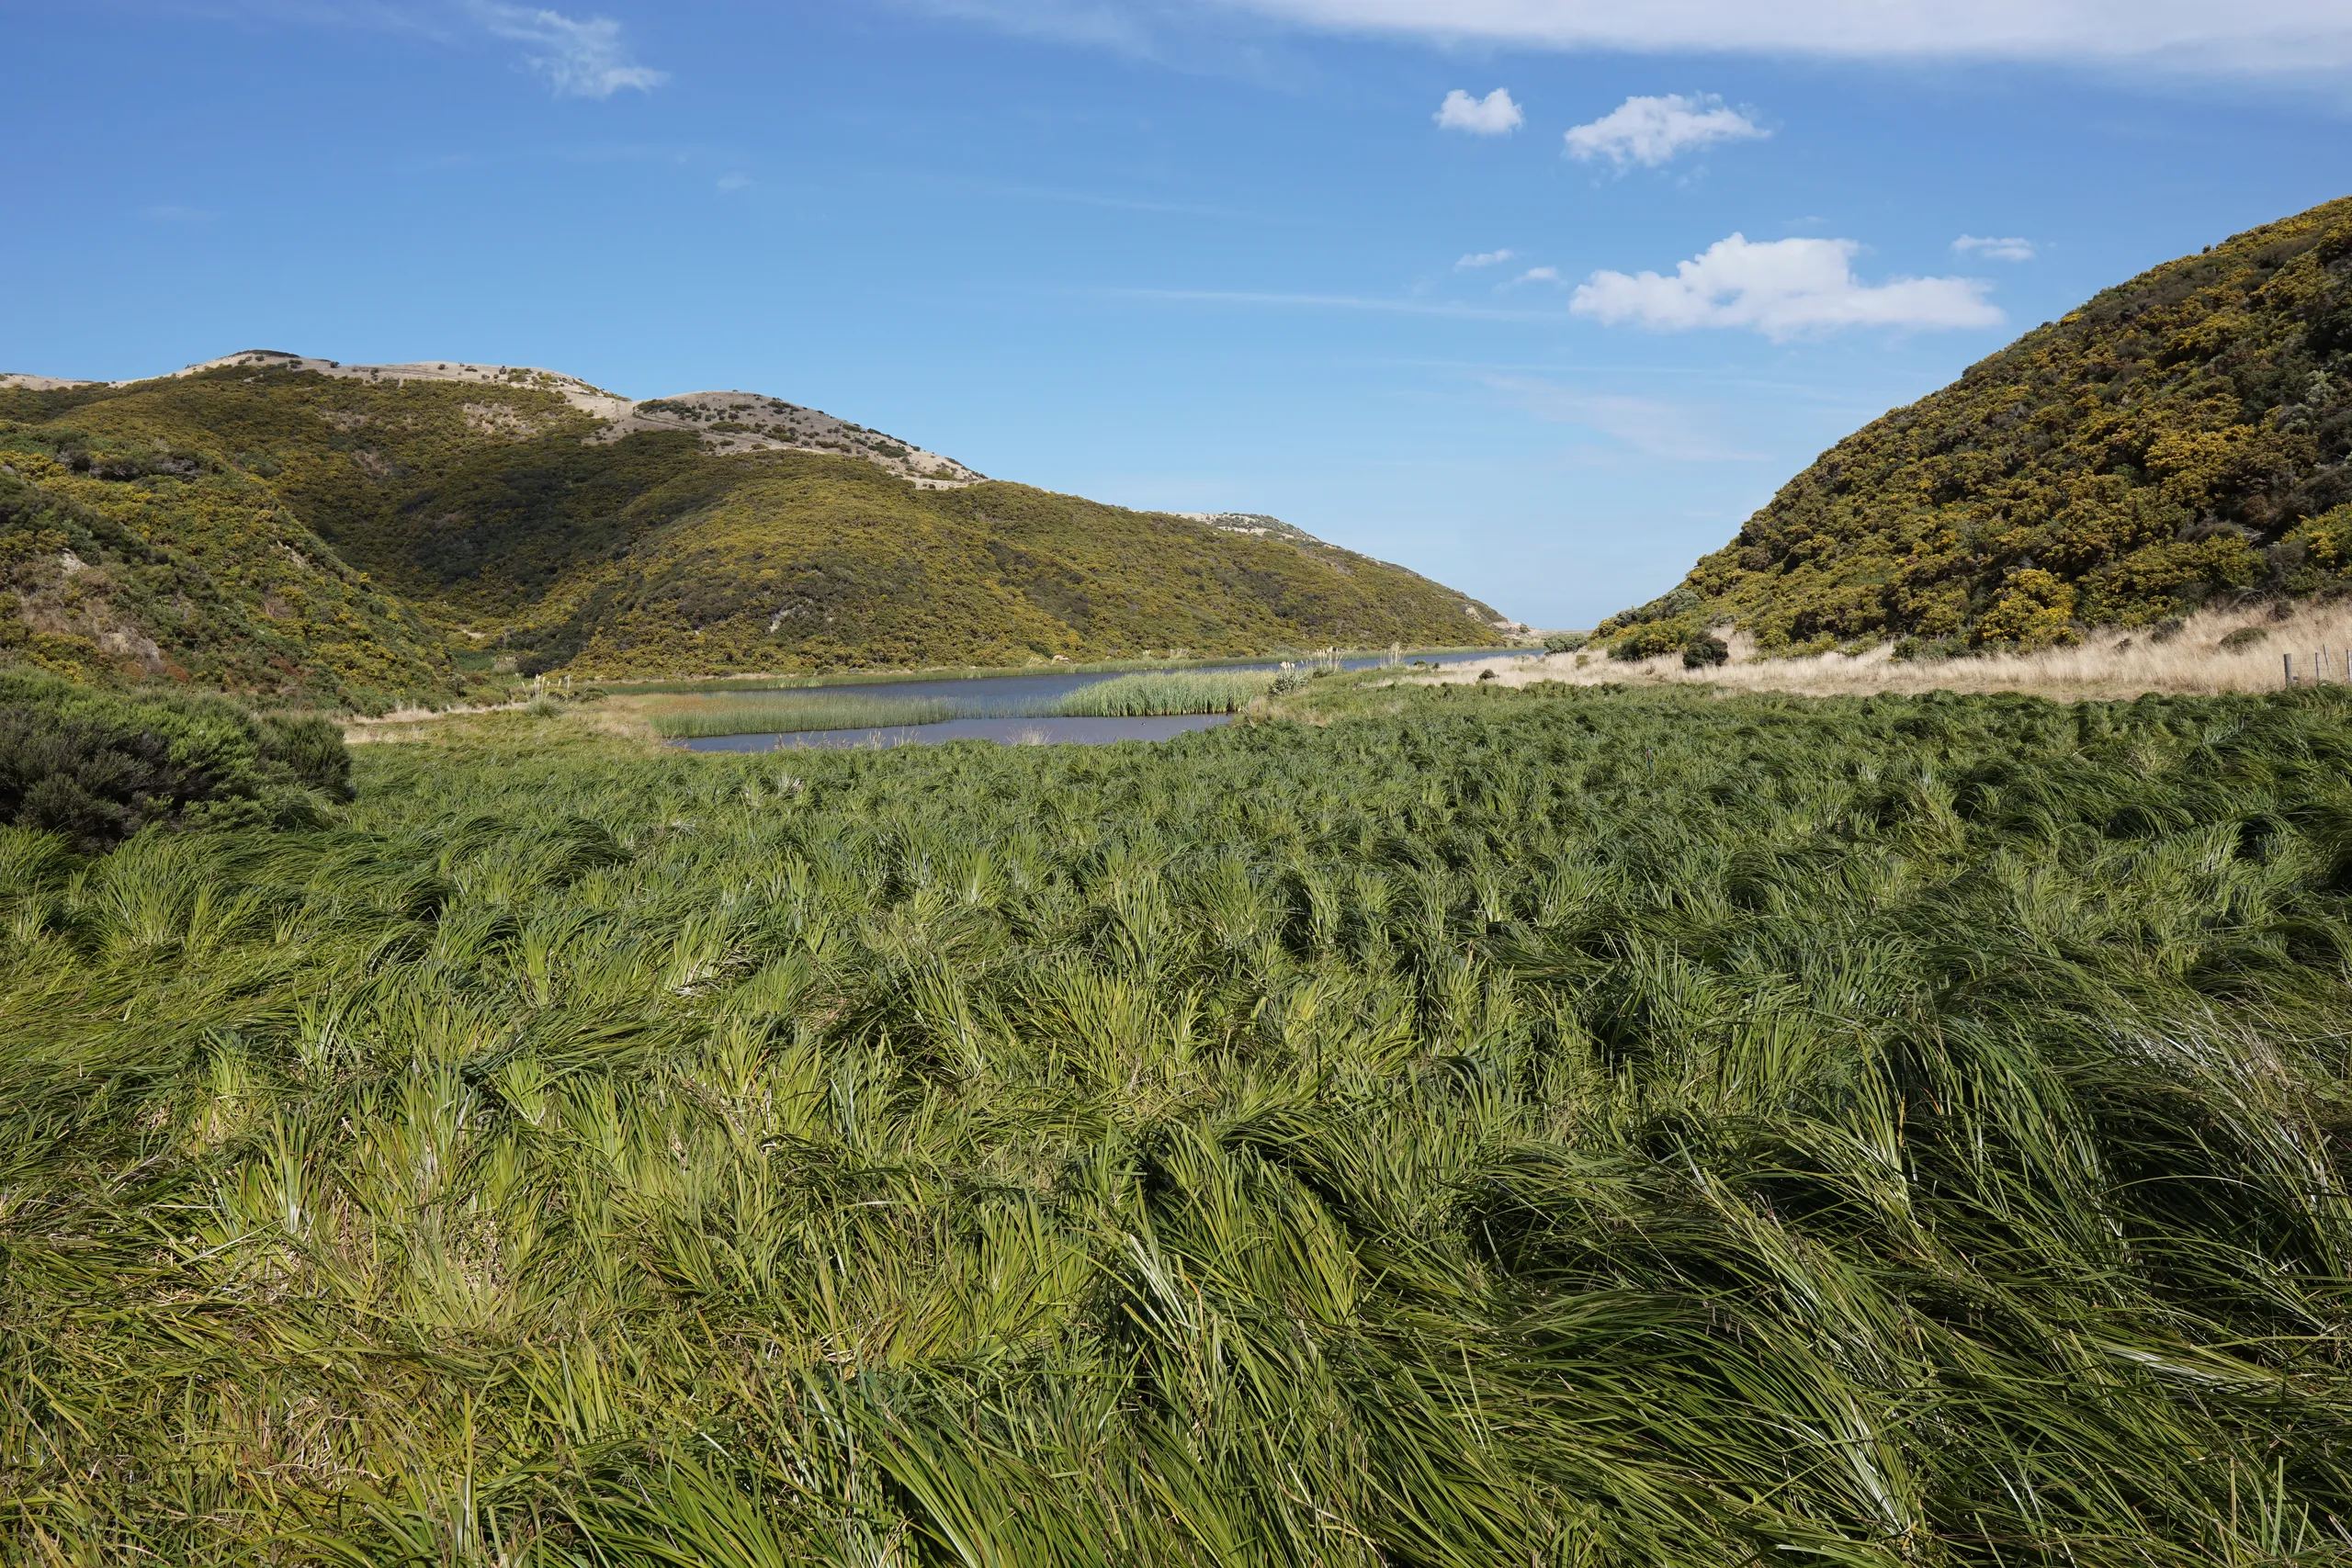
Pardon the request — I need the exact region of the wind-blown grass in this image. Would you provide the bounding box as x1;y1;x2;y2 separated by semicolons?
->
8;682;2352;1562
1047;670;1276;716
642;693;958;738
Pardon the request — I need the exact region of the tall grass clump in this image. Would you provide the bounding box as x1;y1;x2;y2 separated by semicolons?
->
1049;669;1274;716
8;680;2352;1562
643;692;958;738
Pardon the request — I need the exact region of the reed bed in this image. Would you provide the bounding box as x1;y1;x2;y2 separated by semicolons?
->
642;693;957;738
6;682;2352;1562
1046;670;1276;716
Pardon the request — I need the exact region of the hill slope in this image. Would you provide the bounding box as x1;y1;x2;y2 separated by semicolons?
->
1600;194;2352;658
0;355;1507;699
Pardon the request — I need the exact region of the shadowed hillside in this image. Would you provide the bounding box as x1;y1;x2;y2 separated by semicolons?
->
1600;194;2352;660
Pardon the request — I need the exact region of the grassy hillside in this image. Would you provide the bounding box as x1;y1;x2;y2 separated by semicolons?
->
7;681;2352;1561
1601;193;2352;659
0;362;1504;692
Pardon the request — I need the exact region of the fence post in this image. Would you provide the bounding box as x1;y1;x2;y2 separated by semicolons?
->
2284;652;2294;689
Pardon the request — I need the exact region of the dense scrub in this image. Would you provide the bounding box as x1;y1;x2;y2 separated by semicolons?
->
0;671;351;851
0;364;1500;688
0;426;458;709
6;683;2352;1562
1605;192;2352;658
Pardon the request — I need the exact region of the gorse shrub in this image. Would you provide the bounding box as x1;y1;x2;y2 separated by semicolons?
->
0;672;350;851
1680;632;1730;668
8;682;2352;1561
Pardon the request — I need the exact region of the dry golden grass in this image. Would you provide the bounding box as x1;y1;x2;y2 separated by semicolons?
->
1436;602;2352;700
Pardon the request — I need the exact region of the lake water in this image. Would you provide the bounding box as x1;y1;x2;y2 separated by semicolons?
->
669;649;1528;751
697;649;1516;713
683;714;1233;752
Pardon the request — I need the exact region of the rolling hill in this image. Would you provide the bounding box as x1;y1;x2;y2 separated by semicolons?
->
1599;193;2352;659
0;353;1510;706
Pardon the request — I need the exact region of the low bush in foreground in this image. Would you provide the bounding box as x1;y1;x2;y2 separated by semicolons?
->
6;682;2352;1562
0;671;350;850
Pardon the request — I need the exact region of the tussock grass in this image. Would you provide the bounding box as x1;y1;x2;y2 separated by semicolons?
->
1449;599;2352;700
642;693;957;737
8;683;2352;1562
1046;670;1275;716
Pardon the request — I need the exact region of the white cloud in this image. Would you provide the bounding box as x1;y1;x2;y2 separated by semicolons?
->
1564;94;1764;168
1512;265;1566;286
474;4;667;96
1434;87;1523;134
1953;233;2038;262
1569;233;2004;340
1456;249;1516;269
1216;0;2352;75
717;172;754;192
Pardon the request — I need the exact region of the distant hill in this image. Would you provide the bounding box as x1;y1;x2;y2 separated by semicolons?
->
0;354;1510;706
1599;194;2352;659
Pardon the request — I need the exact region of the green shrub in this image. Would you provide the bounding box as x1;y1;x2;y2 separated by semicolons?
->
1541;631;1589;653
0;672;348;851
1608;615;1700;661
2221;626;2269;649
1681;634;1731;669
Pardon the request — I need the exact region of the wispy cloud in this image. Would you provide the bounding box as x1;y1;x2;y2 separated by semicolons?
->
716;172;753;193
142;203;217;221
1511;265;1566;287
1219;0;2352;75
1455;249;1516;269
1564;94;1765;169
1570;233;2003;340
1105;287;1571;321
472;3;666;96
1476;373;1764;461
1953;233;2038;262
894;0;2352;77
980;184;1298;223
1434;87;1522;134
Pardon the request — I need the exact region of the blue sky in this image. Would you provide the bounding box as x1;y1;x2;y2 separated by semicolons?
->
5;2;2350;627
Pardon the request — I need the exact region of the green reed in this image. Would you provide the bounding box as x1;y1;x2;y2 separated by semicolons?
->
1046;670;1276;716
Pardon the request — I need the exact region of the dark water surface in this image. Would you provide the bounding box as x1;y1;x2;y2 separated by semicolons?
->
683;714;1234;751
693;649;1522;716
